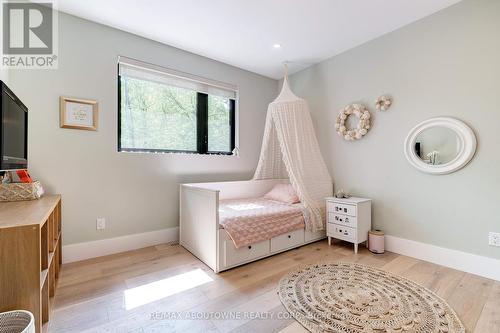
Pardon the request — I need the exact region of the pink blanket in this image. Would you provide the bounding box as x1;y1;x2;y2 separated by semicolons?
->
219;198;305;248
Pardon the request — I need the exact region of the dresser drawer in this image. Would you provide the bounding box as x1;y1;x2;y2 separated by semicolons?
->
327;202;356;216
223;238;270;267
328;224;356;242
328;213;357;228
271;229;305;252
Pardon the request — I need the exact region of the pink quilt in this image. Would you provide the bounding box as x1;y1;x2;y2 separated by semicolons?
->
219;198;305;248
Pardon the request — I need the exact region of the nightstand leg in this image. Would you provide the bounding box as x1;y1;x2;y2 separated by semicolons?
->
328;237;331;246
354;243;358;254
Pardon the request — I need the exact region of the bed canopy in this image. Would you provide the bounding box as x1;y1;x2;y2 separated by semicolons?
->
253;67;333;231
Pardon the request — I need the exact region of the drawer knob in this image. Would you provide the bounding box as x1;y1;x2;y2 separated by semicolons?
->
288;235;291;239
248;246;252;250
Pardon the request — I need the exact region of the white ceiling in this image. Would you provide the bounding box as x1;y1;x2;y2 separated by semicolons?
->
57;0;462;79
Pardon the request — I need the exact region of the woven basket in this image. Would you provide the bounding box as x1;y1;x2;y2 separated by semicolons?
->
0;181;44;202
0;310;35;333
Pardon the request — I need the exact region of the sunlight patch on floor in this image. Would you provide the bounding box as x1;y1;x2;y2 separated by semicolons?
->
124;268;213;310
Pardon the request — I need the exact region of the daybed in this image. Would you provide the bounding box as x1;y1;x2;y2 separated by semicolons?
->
179;179;326;273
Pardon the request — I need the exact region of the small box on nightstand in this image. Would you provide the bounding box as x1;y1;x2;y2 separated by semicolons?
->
325;197;372;254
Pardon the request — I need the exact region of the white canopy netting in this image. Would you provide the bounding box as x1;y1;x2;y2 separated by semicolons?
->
253;74;333;231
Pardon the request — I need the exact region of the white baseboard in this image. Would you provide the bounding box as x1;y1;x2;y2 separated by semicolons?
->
385;235;500;282
62;230;500;281
62;227;179;264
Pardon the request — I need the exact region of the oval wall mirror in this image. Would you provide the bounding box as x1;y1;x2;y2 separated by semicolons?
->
404;117;476;175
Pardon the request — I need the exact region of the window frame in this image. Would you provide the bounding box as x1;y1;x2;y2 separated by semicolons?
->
117;61;237;156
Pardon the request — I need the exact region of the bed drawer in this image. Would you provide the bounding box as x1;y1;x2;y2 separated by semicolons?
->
328;213;357;228
222;237;270;268
327;224;356;243
271;229;305;253
305;229;326;242
327;202;356;216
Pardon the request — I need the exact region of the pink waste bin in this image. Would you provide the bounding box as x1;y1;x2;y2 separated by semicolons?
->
368;230;385;254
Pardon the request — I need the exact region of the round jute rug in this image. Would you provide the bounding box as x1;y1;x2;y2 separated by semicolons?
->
278;262;464;333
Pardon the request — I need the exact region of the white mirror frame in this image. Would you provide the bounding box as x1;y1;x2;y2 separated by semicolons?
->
404;117;477;175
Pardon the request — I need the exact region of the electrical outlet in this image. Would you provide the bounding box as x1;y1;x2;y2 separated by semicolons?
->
96;217;106;230
489;232;500;247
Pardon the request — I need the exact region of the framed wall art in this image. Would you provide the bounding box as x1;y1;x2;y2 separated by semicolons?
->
60;97;98;131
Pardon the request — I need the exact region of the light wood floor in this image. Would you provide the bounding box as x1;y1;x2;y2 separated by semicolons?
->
48;240;500;333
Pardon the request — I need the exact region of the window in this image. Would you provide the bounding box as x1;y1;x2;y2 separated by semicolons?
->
118;57;237;154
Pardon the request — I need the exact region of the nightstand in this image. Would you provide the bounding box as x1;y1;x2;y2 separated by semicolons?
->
325;197;371;254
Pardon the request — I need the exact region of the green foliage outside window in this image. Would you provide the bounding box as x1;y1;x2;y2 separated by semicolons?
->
120;76;233;153
208;95;231;152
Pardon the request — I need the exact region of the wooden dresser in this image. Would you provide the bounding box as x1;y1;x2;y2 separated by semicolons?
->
0;195;62;333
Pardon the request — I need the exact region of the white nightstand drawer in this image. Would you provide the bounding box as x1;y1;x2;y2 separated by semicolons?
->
327;202;356;216
271;229;305;252
328;224;356;242
329;213;357;228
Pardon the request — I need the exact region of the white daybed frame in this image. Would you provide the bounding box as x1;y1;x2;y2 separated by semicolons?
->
180;179;326;273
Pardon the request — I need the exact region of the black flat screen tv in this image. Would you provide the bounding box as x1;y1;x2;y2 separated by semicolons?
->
0;80;28;171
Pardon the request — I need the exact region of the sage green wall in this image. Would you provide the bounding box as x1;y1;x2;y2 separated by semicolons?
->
289;0;500;259
0;69;9;84
9;12;278;245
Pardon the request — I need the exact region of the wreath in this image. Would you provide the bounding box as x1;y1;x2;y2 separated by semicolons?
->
375;95;392;111
335;104;371;141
